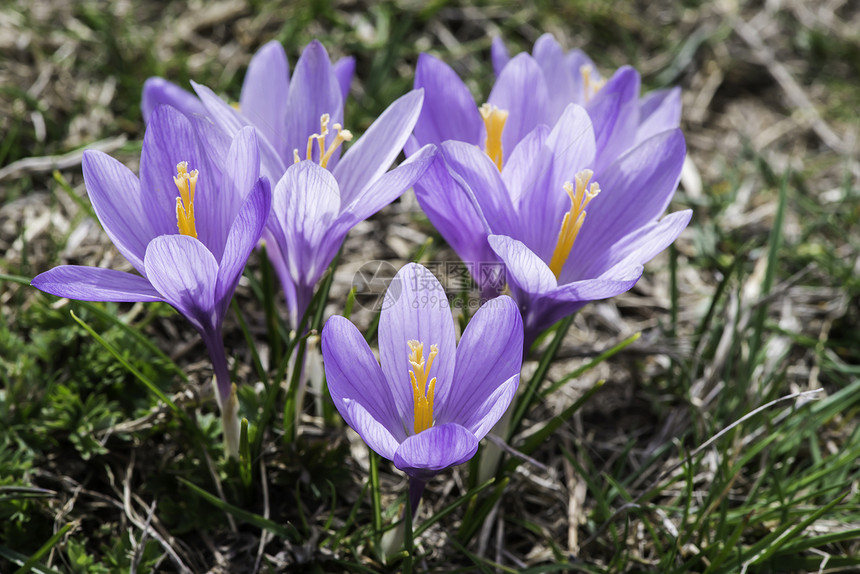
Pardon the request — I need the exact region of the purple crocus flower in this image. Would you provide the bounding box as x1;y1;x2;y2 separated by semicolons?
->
438;104;691;347
406;33;683;296
142;40;353;186
266;143;436;328
146;40;432;327
321;263;523;510
490;33;682;156
31;105;272;457
140;40;355;163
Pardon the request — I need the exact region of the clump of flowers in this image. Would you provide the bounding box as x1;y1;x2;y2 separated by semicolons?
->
145;40;434;327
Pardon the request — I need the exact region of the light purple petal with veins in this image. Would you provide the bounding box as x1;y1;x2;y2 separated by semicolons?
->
191;80;287;184
393;423;479;482
338;144;435;226
636;87;682;145
144;235;218;334
215;177;271;316
31;266;162;302
574;210;692;281
532;33;576;121
437;296;522;437
516;104;595;262
199;126;261;261
490;36;510;77
586;66;641;170
411;156;500;290
81;150;152;274
568;128;686;279
240;40;290;158
487;53;550;160
322;315;408;445
141;78;207;124
412;54;482;147
440;140;518;238
333;89;424;206
333;56;355;104
271;161;342;304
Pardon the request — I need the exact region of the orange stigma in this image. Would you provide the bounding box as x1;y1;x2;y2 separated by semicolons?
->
479;103;508;171
174;161;198;238
408;340;437;434
548;169;601;279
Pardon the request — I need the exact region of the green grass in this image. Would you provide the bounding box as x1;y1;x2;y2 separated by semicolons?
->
1;0;859;572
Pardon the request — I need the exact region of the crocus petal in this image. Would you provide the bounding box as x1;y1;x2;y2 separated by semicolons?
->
188;114;230;185
532;33;576;121
201;126;261;261
501;124;550;207
333;56;355;104
524;267;643;341
487;234;557;299
440;140;518;237
240;40;290;157
636;87;682;145
378;263;457;431
31;266;162;302
412;157;501;287
139;105;211;238
284;40;343;167
322;315;407;444
586;66;641;170
144;235;218;333
437;296;523;436
81;150;152;274
393;423;479;481
333;89;424;206
487;53;550;158
568;128;686;278
554;266;643;302
461;373;519;440
490;36;510;77
576;209;692;280
343;400;401;461
338;144;436;226
141;78;207;124
191;81;287;184
273;161;341;294
216;177;272;316
412;54;482;147
515;104;595;262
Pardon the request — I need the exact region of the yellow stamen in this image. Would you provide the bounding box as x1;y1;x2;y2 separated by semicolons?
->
408;340;438;435
479;103;509;171
548;169;601;279
294;113;353;168
174;161;198;239
580;65;606;103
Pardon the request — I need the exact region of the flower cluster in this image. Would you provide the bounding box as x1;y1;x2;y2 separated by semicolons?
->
31;34;689;506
